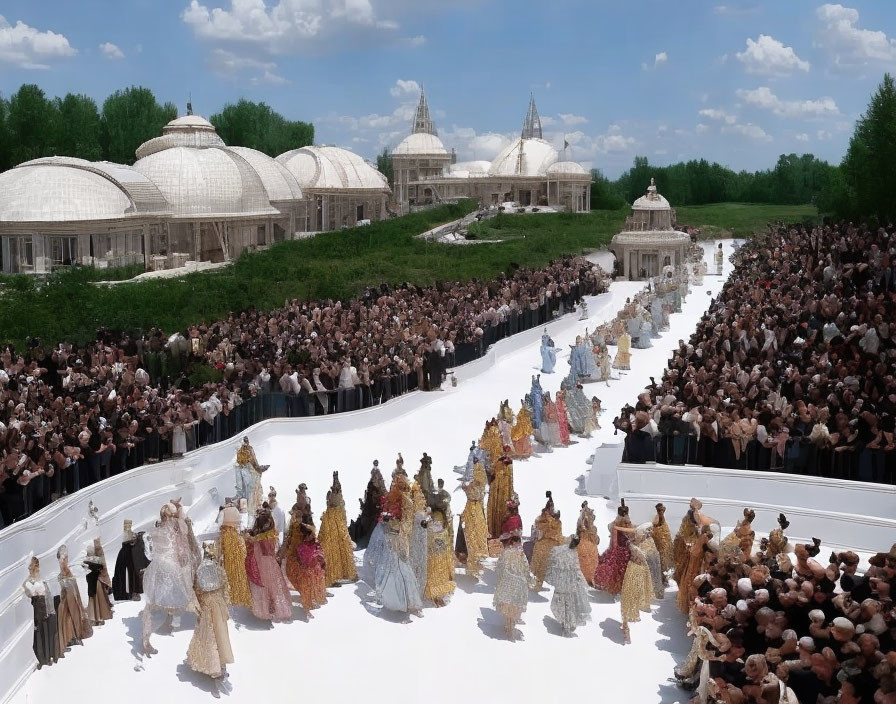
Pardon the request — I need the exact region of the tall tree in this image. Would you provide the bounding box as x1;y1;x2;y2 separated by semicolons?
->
101;86;177;164
55;93;102;161
0;94;10;172
7;84;60;165
376;147;393;187
210;99;314;156
840;73;896;222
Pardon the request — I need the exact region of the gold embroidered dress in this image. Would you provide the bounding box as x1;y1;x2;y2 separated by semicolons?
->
187;556;234;678
318;485;358;586
459;464;489;577
511;406;534;458
486;458;514;539
530;513;564;587
219;506;251;607
424;511;456;602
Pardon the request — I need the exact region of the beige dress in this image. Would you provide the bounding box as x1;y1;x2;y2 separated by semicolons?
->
187;559;234;678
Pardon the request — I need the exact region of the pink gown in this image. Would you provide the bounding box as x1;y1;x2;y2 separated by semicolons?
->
556;396;571;445
245;534;292;621
593;528;630;595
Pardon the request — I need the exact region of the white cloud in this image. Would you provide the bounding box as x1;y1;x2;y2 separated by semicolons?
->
207;48;289;84
0;14;76;69
736;34;809;76
390;79;419;97
402;35;425;47
182;0;402;53
816;4;896;66
557;113;588;126
699;108;737;124
795;132;810;142
99;42;124;60
565;126;637;156
723;122;772;142
696;123;710;135
736;86;839;118
642;50;668;70
714;5;759;15
817;129;832;140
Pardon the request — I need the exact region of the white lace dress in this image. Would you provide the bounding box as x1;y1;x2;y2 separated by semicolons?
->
545;545;592;633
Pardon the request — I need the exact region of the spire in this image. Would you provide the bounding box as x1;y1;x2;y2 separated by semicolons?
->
412;86;437;136
521;93;543;140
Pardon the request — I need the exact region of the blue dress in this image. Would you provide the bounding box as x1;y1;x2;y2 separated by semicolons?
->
363;521;387;579
540;343;557;373
529;378;544;430
375;528;423;613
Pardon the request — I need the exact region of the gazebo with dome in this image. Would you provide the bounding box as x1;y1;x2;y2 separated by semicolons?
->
609;178;690;280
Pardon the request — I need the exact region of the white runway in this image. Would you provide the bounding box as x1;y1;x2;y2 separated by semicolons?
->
11;242;737;704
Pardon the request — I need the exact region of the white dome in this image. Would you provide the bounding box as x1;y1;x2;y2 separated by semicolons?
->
135;114;225;159
546;160;587;176
489;138;559;178
447;160;491;178
134;147;276;217
632;192;672;210
225;146;303;203
276;146;389;191
392;132;448;156
0;160;137;222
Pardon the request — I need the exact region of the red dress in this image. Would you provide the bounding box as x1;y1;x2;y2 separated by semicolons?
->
593;528;630;595
556;396;571;445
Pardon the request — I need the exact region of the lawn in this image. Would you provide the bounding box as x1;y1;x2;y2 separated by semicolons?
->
675;202;819;238
0;201;816;348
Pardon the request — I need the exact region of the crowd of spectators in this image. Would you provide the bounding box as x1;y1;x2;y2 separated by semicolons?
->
676;507;895;704
618;222;896;484
0;257;607;527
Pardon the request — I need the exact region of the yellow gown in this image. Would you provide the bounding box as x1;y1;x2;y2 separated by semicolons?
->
424;510;456;601
486;460;514;539
318;491;358;586
613;332;632;370
511;407;534;459
672;516;698;587
620;545;653;626
460;464;489;577
219;522;252;608
479;423;504;468
530;513;564;585
652;517;674;574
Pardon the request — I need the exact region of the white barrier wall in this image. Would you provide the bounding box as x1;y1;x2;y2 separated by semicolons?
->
608;461;896;552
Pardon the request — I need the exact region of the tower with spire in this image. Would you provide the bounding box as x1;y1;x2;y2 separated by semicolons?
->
412;87;437;136
521;93;543;140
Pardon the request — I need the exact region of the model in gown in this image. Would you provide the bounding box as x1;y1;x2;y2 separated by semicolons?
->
554;390;571;446
409;483;430;600
528;376;544;436
563;381;596;438
245;504;293;622
619;526;655;644
486;452;514;539
217;498;252;607
613;331;632;370
575;501;600;586
492;497;530;641
479;419;504;468
540;330;557;373
374;473;423;618
318;471;358;586
651;502;674;577
458;463;489;578
294;523;328;617
530;492;564;590
424;509;456;606
234;436;269;515
349;460;386;549
83;539;113;625
593;501;633;596
511;402;534;459
540;392;563;448
545;535;592;636
24;557;58;667
186;541;234;688
634;523;665;599
141;502;197;654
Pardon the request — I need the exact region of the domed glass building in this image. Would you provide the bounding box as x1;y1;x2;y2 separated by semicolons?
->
391;93;591;212
610;178;690;280
0;111;390;273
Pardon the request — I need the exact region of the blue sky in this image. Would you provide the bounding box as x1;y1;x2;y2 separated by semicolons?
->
1;0;894;177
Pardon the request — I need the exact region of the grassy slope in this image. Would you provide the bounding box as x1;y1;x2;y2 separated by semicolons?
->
0;202;815;348
675;202;819;238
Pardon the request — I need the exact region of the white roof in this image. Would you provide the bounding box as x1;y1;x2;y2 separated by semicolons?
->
134;147;276;218
135;114;225;159
163;115;217;133
392;132;449;156
276;146;390;191
489;138;559;178
0;158;163;223
632;192;672;210
546;160;588;176
446;160;492;179
225;146;303;203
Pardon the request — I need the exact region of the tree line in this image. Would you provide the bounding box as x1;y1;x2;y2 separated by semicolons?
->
0;84;314;171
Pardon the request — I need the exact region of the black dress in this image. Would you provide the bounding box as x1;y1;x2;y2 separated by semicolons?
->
27;583;58;667
112;533;151;600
